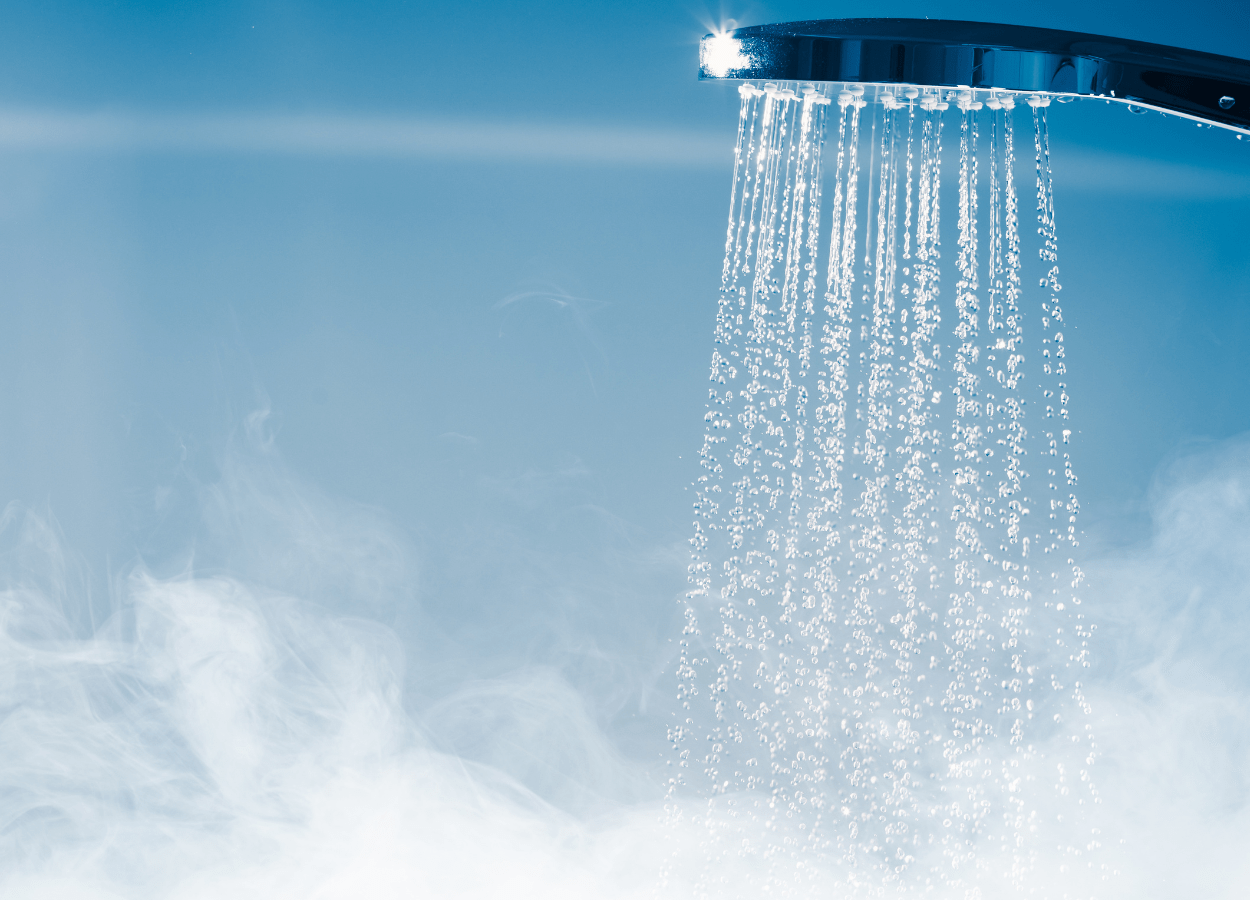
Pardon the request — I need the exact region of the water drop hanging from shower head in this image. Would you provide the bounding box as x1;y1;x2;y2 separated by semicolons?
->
698;18;1250;135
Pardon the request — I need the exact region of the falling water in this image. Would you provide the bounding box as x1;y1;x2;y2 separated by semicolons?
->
671;84;1100;896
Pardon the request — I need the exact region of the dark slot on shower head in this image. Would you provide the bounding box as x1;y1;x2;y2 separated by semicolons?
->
699;18;1250;133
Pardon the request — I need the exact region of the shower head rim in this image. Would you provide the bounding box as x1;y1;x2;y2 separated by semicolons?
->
699;18;1250;135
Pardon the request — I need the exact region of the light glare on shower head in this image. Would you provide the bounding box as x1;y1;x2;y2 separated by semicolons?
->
701;33;751;79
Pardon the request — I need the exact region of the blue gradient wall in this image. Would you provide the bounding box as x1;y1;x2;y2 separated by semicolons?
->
0;1;1247;895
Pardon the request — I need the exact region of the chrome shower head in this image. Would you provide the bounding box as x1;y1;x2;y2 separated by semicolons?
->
699;18;1250;134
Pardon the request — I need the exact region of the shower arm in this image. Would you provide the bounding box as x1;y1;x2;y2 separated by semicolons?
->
699;18;1250;135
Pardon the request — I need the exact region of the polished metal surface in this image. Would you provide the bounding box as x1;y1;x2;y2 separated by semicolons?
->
699;19;1250;133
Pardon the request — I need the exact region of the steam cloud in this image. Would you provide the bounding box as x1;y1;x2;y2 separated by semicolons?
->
0;416;676;899
1;416;1247;897
1080;436;1250;897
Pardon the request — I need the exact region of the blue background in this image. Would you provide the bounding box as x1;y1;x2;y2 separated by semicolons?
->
0;0;1247;812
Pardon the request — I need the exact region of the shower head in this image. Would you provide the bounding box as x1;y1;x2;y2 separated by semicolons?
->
699;18;1250;134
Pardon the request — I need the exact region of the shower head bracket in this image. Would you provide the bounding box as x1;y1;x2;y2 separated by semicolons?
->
699;19;1250;134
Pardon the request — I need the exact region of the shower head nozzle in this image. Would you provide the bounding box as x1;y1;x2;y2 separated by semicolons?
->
699;18;1250;134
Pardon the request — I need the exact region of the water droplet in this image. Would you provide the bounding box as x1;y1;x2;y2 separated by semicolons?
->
1219;95;1236;110
1126;104;1148;115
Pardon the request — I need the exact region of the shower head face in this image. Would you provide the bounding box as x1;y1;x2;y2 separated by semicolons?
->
699;18;1250;133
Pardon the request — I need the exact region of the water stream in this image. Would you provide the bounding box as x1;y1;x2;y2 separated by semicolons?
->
671;84;1100;896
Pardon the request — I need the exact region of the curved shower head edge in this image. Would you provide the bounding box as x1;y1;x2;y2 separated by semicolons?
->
699;18;1250;135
